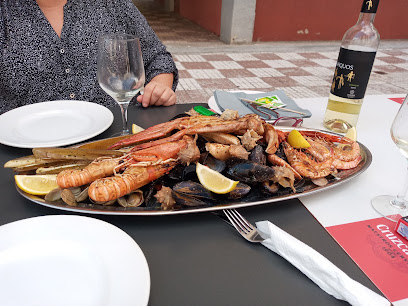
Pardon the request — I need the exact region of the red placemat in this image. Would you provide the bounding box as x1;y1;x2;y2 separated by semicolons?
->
326;216;408;303
389;97;405;104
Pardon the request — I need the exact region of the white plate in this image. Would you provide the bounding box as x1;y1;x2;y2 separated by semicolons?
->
207;90;263;114
0;100;113;148
0;215;150;306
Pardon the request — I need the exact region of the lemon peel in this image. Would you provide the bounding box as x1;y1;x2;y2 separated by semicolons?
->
196;162;239;194
345;126;357;141
132;123;145;134
287;130;311;149
15;174;59;196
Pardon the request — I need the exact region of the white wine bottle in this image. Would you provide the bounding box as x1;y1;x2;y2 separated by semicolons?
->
323;0;380;133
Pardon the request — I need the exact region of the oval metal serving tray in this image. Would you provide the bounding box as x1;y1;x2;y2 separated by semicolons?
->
17;127;372;216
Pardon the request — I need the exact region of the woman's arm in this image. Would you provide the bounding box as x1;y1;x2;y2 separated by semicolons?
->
117;0;179;106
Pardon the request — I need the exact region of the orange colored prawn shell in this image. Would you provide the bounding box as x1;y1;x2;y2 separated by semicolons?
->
88;162;176;202
109;114;264;149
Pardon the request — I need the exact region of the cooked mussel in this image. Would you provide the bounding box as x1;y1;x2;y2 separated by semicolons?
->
173;181;214;200
200;153;226;173
249;145;266;165
172;192;210;207
228;182;251;199
172;180;215;207
225;158;276;183
168;163;197;182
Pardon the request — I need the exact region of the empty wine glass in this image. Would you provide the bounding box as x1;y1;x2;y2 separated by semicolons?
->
97;34;145;135
371;94;408;222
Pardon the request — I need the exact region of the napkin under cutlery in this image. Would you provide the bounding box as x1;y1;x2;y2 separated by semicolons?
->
256;221;390;306
213;90;312;120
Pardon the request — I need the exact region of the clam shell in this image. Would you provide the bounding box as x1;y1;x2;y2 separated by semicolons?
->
61;189;78;207
44;188;62;202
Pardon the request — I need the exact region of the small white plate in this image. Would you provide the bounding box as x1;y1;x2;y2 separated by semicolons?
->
0;100;113;148
207;90;263;114
0;215;150;306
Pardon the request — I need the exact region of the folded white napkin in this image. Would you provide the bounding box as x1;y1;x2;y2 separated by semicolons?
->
256;221;390;306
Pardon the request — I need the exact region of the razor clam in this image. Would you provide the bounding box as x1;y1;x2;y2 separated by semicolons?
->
36;161;89;174
32;147;124;160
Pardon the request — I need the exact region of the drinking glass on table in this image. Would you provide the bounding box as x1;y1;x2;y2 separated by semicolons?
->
97;34;145;135
371;94;408;222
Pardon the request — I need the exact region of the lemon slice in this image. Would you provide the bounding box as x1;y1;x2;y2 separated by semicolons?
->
287;130;311;148
345;126;357;141
196;162;239;194
132;123;145;134
15;174;59;196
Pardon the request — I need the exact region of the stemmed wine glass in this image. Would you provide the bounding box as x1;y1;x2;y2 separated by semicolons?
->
97;34;145;135
371;94;408;222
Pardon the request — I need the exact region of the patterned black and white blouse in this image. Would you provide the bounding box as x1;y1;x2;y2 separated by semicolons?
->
0;0;178;114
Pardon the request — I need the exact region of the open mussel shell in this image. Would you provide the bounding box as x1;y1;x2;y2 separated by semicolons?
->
200;152;226;173
225;157;276;183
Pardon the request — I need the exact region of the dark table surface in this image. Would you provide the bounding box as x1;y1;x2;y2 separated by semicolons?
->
0;103;384;305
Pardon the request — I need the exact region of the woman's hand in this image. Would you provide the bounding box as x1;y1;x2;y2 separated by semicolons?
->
136;73;176;107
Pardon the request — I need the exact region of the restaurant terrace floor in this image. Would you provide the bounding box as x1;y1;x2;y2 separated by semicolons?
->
134;0;408;105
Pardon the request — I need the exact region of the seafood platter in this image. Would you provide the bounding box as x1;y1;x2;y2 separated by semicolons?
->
5;109;372;215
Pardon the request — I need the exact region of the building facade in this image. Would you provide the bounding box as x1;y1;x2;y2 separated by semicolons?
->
157;0;408;44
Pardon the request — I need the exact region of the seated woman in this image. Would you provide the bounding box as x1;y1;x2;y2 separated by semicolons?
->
0;0;178;114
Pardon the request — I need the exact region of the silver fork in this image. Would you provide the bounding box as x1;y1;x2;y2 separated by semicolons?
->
223;209;264;243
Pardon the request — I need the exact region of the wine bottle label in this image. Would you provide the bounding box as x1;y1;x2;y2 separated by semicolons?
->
330;47;376;100
361;0;379;13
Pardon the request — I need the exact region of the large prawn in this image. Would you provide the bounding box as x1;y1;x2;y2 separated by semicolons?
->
87;135;199;202
108;114;265;150
306;137;362;170
56;135;195;189
282;141;335;179
88;160;177;202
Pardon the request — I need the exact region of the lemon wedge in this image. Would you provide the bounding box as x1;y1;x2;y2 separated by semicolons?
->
15;174;59;196
345;126;357;141
132;123;145;134
196;162;239;194
287;130;311;148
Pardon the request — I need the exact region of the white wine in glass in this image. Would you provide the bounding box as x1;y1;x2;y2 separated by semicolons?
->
97;34;145;135
371;94;408;222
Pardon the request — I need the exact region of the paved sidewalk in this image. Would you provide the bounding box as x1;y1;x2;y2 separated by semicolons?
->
172;45;408;105
135;0;408;105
